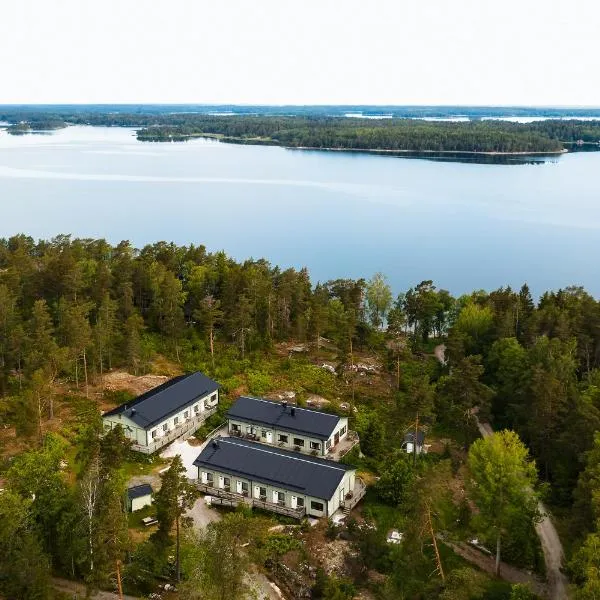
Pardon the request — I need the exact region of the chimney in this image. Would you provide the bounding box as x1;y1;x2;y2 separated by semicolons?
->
282;400;287;411
291;407;296;417
212;439;219;449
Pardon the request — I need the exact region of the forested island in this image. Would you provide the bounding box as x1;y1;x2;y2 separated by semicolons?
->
5;119;67;134
1;233;599;600
2;105;600;154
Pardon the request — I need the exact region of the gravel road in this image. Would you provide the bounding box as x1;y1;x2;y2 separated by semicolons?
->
475;419;569;600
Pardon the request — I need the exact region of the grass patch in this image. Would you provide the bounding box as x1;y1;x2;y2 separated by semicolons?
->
121;451;168;480
128;503;157;530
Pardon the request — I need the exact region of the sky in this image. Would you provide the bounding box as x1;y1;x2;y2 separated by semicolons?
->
2;0;599;106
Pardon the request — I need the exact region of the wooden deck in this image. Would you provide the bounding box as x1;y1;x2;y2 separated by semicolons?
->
341;477;367;513
131;406;218;454
195;481;306;519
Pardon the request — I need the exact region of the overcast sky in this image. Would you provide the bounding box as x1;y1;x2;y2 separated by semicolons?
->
2;0;598;106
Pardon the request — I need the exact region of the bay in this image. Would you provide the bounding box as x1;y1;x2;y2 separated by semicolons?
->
0;125;599;297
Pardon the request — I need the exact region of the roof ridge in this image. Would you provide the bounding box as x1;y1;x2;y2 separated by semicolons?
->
218;438;349;472
240;395;338;418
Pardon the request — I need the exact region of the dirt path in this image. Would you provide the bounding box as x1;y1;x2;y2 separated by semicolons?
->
444;542;547;597
475;419;569;600
52;577;139;600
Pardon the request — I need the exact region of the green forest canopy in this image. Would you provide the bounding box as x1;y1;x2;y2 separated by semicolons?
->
1;234;600;597
2;106;600;152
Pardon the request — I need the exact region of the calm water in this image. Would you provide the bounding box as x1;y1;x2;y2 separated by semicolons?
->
1;126;599;297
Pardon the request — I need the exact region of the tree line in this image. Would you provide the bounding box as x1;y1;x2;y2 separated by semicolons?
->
1;235;600;596
3;107;600;152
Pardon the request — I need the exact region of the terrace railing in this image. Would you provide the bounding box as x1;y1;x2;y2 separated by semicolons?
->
341;477;367;512
194;481;306;519
131;406;218;454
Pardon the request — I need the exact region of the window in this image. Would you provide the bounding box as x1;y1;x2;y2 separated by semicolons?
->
211;394;217;402
206;472;213;482
293;438;305;447
151;430;157;439
174;417;179;425
246;426;253;433
194;404;200;413
278;434;288;443
223;477;230;488
163;423;169;432
241;482;249;492
277;491;285;504
184;410;189;419
325;440;331;449
296;497;305;508
310;441;320;450
261;429;268;437
340;426;347;435
310;501;324;512
232;424;240;432
259;486;267;498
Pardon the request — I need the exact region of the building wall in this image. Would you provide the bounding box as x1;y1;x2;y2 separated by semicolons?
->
325;417;349;454
130;495;152;512
103;390;219;446
227;413;349;456
405;442;423;455
197;465;355;518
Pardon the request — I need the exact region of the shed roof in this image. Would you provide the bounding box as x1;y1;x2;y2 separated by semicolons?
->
127;484;153;500
103;371;219;430
403;431;425;445
226;396;341;440
193;437;354;501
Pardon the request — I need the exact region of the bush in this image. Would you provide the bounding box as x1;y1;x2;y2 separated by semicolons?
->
262;533;302;558
247;370;274;396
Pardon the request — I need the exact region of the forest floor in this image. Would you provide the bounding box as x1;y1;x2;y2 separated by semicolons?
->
474;418;570;600
443;542;547;596
52;577;140;600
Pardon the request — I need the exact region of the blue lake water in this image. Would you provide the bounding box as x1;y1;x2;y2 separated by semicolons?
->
1;126;599;297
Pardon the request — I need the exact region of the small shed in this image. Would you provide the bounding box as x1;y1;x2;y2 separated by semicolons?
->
127;484;153;512
403;431;425;455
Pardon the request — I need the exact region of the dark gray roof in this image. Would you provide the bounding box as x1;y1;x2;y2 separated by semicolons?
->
103;372;219;429
403;431;425;445
193;438;354;501
226;396;341;440
127;484;153;499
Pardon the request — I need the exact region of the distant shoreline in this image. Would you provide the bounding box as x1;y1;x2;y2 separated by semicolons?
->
138;133;568;156
285;145;569;157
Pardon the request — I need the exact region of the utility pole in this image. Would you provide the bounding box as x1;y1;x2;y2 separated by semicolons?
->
350;338;355;404
426;503;445;582
116;560;123;600
413;411;419;467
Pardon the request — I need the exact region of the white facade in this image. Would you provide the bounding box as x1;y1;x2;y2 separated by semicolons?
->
227;414;349;456
103;390;219;448
130;494;152;512
197;464;355;518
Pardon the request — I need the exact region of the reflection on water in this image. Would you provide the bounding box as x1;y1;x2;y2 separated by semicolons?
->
1;126;600;297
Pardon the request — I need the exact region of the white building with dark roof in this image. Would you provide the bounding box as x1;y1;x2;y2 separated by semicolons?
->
226;396;349;456
127;484;153;512
102;371;219;453
193;437;364;519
